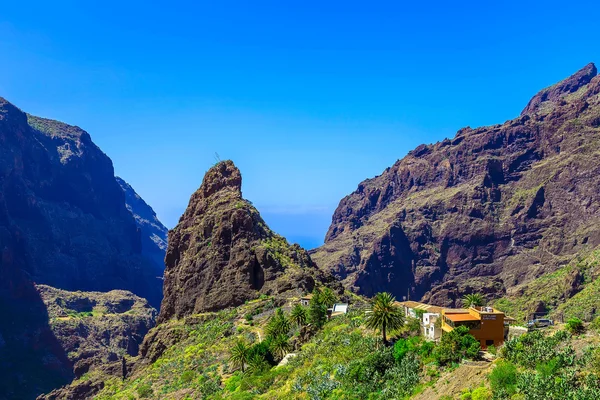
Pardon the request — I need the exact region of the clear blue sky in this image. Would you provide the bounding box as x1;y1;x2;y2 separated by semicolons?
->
1;1;599;249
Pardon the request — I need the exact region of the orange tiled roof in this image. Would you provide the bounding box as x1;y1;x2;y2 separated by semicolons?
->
444;313;479;322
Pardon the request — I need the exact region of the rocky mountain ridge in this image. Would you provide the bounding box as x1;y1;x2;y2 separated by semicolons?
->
116;177;168;276
0;97;165;399
159;160;339;322
311;62;600;306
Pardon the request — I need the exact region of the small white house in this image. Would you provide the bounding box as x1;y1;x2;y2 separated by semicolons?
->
300;294;313;306
397;301;443;341
422;312;442;341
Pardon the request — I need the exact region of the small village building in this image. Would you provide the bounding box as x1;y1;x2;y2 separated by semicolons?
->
441;306;506;349
327;303;349;319
300;294;313;306
397;301;443;341
423;312;442;341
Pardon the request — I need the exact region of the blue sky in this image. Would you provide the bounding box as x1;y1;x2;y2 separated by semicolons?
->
1;1;599;249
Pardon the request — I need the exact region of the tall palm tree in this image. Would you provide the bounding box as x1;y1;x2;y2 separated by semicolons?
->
265;308;290;338
463;293;485;308
247;353;268;374
365;292;404;345
290;303;308;327
320;287;338;308
229;340;250;373
270;334;292;359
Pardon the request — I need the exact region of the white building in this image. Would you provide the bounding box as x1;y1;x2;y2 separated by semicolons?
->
397;301;444;341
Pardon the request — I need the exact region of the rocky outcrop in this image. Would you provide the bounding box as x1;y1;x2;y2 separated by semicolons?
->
159;160;338;322
38;285;156;378
311;63;600;305
116;177;168;276
0;96;164;399
0;97;163;306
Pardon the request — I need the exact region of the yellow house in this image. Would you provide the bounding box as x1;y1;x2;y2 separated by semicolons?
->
441;306;506;349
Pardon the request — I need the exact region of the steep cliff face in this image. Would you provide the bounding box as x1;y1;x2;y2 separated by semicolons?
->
116;177;168;276
159;160;338;322
0;97;162;307
38;285;156;378
0;97;164;399
311;63;600;305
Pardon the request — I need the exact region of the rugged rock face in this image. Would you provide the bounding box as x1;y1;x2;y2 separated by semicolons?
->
38;285;156;378
159;160;338;322
311;63;600;306
0;96;163;399
116;177;168;276
0;97;163;307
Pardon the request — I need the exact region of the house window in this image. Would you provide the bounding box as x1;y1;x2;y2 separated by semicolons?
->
486;340;494;347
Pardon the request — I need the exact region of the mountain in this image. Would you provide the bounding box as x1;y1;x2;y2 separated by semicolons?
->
158;160;339;322
311;63;600;306
0;97;164;398
116;177;168;276
0;97;163;307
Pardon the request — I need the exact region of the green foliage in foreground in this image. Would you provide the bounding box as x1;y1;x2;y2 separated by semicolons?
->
90;293;483;400
489;329;600;399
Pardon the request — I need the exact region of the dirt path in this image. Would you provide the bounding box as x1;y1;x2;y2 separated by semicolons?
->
412;361;492;400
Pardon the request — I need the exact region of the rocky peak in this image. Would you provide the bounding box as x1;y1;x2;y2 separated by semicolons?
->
521;62;597;115
158;160;338;322
312;62;600;305
201;160;242;198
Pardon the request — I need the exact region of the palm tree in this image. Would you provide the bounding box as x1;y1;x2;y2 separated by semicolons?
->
364;292;404;345
265;308;290;338
247;353;268;374
320;287;338;308
290;303;308;327
463;293;485;308
229;340;250;373
270;334;292;359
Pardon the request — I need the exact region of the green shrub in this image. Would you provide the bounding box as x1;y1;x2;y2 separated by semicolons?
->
536;357;560;377
433;326;480;365
487;344;496;356
180;370;195;384
488;360;517;398
566;317;585;335
591;316;600;332
471;386;492;400
136;383;153;398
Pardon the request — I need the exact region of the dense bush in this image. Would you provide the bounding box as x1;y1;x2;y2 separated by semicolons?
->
488;361;517;398
502;330;574;369
566;317;585;335
433;326;480;365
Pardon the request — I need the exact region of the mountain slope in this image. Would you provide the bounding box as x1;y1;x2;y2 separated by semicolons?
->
159;160;339;322
311;63;600;306
116;177;168;276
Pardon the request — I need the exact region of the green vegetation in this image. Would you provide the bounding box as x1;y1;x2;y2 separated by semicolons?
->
364;292;405;344
493;247;600;321
308;288;328;329
487;329;600;398
289;303;308;327
229;341;251;373
433;326;480;366
91;291;486;399
566;317;585;335
463;293;485;308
